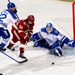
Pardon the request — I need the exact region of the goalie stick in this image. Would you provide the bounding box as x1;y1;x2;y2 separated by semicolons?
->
0;51;28;64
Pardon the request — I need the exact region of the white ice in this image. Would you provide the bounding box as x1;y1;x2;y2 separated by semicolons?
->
0;0;75;75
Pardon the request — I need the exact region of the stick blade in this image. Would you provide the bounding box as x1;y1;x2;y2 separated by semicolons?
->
18;59;28;64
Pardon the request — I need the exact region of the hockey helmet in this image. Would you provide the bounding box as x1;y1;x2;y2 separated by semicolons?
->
7;2;16;9
46;23;53;28
27;15;35;22
46;23;53;33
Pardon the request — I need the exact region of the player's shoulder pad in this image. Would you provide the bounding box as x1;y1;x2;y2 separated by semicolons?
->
52;28;60;35
6;9;17;19
41;27;46;32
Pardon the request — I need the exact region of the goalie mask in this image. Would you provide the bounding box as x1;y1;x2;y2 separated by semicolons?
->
46;23;53;33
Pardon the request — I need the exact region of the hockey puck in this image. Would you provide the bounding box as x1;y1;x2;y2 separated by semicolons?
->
0;73;3;75
51;62;55;65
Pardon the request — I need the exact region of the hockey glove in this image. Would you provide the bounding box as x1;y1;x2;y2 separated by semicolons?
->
13;9;17;14
24;35;30;42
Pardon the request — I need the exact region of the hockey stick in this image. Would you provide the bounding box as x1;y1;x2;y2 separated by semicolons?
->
7;0;20;20
0;51;28;64
16;13;20;20
8;0;10;3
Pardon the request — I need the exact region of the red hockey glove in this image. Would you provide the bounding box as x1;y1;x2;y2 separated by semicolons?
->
28;31;33;37
24;35;30;42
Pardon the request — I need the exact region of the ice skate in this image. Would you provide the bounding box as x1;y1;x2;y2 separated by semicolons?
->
55;49;62;57
7;45;15;51
0;46;6;51
19;53;28;61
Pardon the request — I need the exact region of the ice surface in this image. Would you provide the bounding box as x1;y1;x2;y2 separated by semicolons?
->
0;0;75;75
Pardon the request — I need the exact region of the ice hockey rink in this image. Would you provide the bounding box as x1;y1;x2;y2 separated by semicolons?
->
0;0;75;75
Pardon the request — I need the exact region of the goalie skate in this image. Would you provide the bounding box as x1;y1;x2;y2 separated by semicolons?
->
55;49;62;57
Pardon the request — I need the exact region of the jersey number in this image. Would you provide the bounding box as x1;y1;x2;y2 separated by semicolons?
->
0;13;7;22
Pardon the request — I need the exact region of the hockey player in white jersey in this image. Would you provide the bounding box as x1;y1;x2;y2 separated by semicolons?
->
0;2;19;51
39;23;63;56
31;23;75;56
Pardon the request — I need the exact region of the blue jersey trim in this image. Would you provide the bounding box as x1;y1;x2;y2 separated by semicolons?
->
0;23;7;28
6;9;17;19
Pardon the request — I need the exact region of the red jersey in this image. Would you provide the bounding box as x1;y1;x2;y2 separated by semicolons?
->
12;19;34;39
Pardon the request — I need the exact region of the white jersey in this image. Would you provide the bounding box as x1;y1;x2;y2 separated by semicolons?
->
40;30;65;46
40;31;58;46
40;27;65;46
0;9;19;28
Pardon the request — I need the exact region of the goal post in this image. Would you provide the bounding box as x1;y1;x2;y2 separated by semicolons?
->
72;2;75;39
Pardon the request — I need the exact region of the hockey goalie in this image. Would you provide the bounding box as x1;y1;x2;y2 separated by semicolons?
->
30;23;75;57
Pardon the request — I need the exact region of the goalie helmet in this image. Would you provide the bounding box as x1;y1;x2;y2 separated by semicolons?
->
7;2;16;9
27;15;35;22
46;23;53;28
46;23;53;33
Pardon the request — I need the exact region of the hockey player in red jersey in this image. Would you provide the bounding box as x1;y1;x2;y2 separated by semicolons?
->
7;15;35;61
